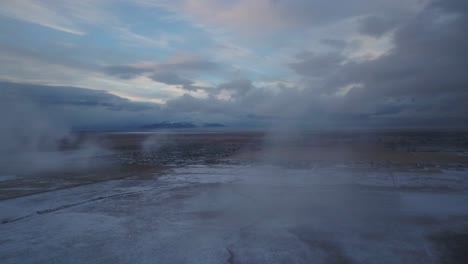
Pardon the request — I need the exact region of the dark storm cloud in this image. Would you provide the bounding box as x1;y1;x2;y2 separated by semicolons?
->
431;0;468;12
290;52;345;77
336;0;468;97
0;81;166;129
0;81;152;111
358;15;396;37
320;39;347;50
288;0;468;127
0;81;261;128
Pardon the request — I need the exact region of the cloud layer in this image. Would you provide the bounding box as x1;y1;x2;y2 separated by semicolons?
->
0;0;466;128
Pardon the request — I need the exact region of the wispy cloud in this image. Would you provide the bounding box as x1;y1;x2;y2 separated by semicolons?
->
116;27;172;48
106;54;221;78
0;0;85;35
0;0;117;35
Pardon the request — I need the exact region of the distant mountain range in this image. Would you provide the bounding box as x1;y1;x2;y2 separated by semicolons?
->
139;122;225;130
202;123;226;128
72;122;226;132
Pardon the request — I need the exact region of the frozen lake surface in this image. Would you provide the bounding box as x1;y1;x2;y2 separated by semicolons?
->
1;165;468;263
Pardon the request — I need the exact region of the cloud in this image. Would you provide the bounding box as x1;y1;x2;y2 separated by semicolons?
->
320;39;347;50
1;0;466;129
0;0;115;35
116;27;172;48
358;15;397;37
0;82;117;174
147;0;424;36
0;42;201;103
338;0;467;96
217;79;254;97
0;0;84;35
431;0;468;12
1;81;122;105
150;72;200;91
0;81;255;128
0;81;161;127
288;0;468;126
105;54;221;90
122;54;217;72
106;55;220;76
290;52;346;77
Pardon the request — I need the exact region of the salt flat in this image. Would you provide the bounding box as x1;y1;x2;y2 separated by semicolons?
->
1;164;468;263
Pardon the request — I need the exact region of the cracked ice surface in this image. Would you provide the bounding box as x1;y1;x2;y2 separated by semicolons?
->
1;165;468;263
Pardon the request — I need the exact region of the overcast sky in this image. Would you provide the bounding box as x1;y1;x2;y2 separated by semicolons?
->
0;0;466;128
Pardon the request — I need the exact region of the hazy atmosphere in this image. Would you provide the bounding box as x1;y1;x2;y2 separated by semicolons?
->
1;0;467;129
1;1;468;264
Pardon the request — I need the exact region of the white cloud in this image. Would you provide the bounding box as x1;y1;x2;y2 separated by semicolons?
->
0;0;85;35
0;0;116;35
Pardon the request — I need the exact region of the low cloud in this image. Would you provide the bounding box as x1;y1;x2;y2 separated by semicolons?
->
105;55;220;91
150;72;200;91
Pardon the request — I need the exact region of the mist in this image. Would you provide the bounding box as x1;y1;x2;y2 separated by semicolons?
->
0;96;110;175
1;0;468;263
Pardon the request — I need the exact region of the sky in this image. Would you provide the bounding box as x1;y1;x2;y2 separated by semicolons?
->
0;0;467;129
